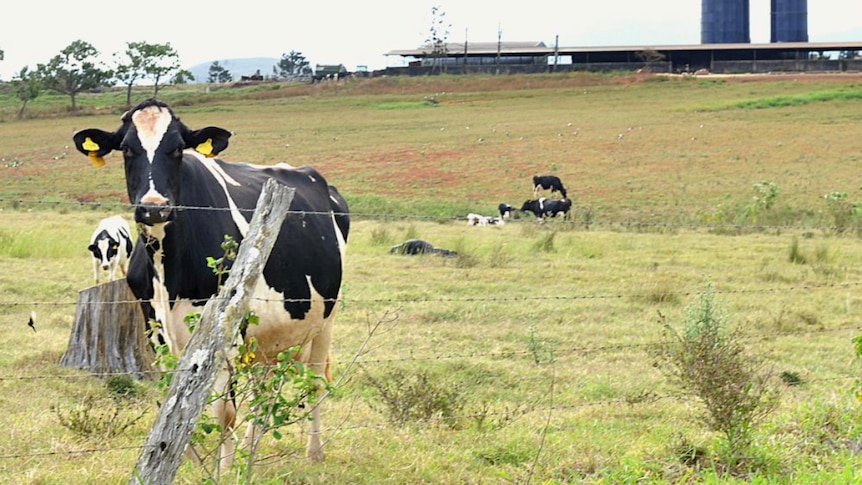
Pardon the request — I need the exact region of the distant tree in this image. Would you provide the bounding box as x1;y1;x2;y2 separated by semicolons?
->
207;61;232;83
114;41;183;107
636;49;666;71
171;69;195;85
275;51;312;80
424;5;451;74
36;40;112;111
11;66;40;118
143;43;183;97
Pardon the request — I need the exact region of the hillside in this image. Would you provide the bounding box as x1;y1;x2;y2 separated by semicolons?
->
186;57;280;82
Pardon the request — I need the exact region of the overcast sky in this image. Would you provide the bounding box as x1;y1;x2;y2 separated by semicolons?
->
1;1;860;80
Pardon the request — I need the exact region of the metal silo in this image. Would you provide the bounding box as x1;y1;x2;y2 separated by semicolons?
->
701;0;751;44
771;0;808;42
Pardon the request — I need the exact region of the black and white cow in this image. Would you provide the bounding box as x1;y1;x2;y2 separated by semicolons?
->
88;215;133;284
72;99;349;466
498;203;517;220
466;213;504;226
520;197;572;221
532;174;567;199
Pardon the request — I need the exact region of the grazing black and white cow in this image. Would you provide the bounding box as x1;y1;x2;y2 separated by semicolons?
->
72;99;349;466
88;215;134;284
532;175;567;199
521;197;572;221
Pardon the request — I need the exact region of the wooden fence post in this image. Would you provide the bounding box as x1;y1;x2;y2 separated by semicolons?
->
129;179;295;485
60;279;154;378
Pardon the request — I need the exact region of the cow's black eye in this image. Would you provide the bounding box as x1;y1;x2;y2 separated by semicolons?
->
122;146;135;158
172;148;183;158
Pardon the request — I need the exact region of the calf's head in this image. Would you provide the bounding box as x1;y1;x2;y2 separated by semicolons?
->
72;99;231;226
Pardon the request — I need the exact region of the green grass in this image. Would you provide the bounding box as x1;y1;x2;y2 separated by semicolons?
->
1;73;862;483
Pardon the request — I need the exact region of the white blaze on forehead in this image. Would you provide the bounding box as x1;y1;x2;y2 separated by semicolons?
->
132;106;173;163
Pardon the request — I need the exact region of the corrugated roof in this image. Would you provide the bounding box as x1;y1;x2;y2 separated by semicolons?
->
386;41;862;57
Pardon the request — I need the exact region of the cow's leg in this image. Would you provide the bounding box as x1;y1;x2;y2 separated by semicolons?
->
211;364;238;471
93;259;100;284
304;318;334;462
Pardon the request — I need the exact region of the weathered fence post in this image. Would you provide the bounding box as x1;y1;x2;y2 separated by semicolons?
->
129;179;295;485
60;279;154;378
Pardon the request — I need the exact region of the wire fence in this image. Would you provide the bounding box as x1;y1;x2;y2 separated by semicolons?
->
1;196;861;466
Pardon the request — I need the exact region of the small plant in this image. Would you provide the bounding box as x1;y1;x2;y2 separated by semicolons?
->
370;225;391;245
788;236;806;264
533;231;557;253
743;181;780;225
105;374;140;399
654;284;779;470
53;394;148;438
363;366;466;428
528;322;556;365
823;191;858;233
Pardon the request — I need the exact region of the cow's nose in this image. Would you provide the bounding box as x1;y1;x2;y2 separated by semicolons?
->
101;263;110;270
136;203;173;225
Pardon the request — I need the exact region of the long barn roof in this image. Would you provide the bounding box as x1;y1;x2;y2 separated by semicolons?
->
386;41;862;57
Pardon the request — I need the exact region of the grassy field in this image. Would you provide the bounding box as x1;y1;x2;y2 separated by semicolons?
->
1;72;862;484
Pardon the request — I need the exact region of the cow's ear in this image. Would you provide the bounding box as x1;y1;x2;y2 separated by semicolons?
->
73;129;119;167
187;127;231;158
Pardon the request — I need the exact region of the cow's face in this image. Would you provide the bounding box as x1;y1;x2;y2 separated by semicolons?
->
72;100;232;226
89;235;118;270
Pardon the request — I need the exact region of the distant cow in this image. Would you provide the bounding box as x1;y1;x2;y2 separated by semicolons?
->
88;215;133;284
521;197;572;221
498;203;517;220
390;239;458;257
467;213;504;226
532;175;567;199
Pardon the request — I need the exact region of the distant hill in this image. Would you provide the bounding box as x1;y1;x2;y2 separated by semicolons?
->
186;57;280;83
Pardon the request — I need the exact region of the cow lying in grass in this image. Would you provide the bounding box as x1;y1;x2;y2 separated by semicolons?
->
389;239;458;257
466;213;504;226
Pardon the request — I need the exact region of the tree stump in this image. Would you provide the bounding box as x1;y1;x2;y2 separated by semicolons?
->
60;279;155;379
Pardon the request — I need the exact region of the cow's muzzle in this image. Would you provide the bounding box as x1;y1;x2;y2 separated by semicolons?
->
136;203;173;225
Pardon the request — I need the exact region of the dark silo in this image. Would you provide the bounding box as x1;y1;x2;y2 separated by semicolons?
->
771;0;808;42
701;0;751;44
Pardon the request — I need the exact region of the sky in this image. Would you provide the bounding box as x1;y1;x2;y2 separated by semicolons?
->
1;1;860;81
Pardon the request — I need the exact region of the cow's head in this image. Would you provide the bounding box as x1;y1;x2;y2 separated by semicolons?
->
72;99;231;225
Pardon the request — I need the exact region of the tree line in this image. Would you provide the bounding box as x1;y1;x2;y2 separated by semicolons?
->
0;41;313;118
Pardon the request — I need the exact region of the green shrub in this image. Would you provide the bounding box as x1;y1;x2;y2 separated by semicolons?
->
654;284;779;470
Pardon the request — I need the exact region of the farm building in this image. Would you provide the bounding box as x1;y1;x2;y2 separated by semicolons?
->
385;40;862;75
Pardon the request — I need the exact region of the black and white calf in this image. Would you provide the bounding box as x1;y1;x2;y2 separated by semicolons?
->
498;203;517;220
88;215;133;284
72;99;349;467
467;213;504;226
532;175;567;199
520;197;572;221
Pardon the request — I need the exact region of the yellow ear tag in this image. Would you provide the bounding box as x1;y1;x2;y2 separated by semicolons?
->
88;152;106;167
196;138;215;158
82;137;100;152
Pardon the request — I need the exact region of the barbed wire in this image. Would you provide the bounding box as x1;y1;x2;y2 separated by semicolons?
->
2;280;860;310
1;196;859;233
1;322;857;383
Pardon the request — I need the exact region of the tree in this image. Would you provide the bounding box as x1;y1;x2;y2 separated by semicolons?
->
275;51;312;81
207;61;232;83
36;40;112;111
11;66;40;119
171;69;195;85
142;43;183;98
424;5;451;74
